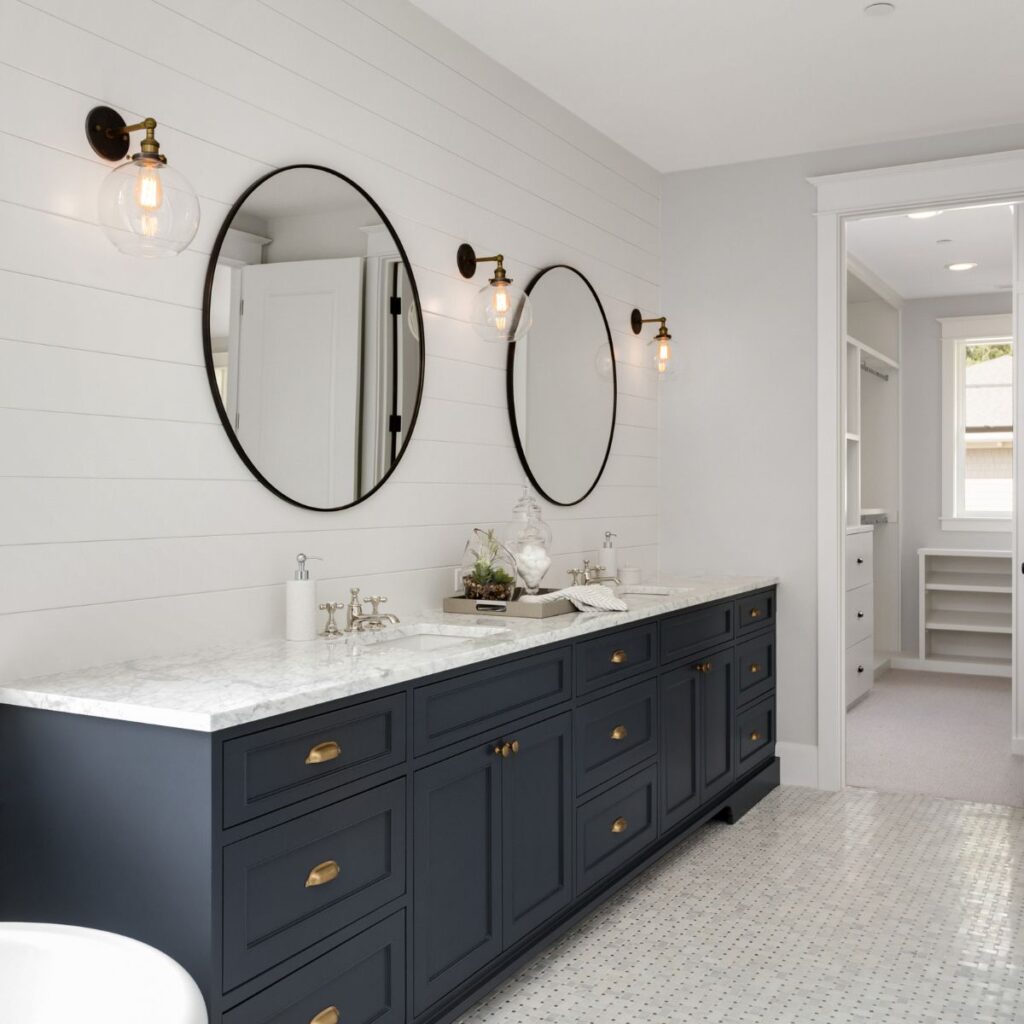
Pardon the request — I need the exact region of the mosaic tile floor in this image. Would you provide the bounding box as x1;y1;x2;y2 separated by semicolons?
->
456;787;1024;1024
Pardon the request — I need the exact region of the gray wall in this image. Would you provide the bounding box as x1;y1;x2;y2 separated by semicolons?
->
660;121;1024;754
899;293;1012;648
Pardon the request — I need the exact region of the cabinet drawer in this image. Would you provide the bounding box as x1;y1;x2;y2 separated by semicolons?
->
735;633;775;708
576;766;657;895
736;590;775;635
223;779;405;991
846;583;873;648
736;695;775;772
846;530;873;591
223;694;406;827
660;602;733;664
575;678;657;795
846;636;874;708
223;911;405;1024
414;646;571;754
576;623;657;696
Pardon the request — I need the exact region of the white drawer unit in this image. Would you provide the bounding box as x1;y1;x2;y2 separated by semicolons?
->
845;584;873;649
845;637;874;708
845;527;875;709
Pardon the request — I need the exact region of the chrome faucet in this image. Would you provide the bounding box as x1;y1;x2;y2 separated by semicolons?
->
346;588;400;632
567;560;621;587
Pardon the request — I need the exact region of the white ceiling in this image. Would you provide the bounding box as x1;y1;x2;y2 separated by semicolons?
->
846;204;1014;300
410;0;1024;172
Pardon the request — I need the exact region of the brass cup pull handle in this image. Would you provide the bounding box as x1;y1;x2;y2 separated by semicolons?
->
306;741;341;765
750;608;762;618
610;649;628;665
611;816;629;834
750;731;761;742
749;663;761;674
310;1007;340;1024
305;860;340;888
610;724;628;741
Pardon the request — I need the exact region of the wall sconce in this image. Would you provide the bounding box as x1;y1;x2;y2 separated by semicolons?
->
86;106;200;258
457;243;533;343
630;309;673;375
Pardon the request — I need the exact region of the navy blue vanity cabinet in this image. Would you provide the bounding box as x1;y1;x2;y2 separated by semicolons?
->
659;663;701;831
697;650;737;805
412;710;573;1014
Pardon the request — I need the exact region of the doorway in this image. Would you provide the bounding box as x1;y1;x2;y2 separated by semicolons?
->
840;203;1023;806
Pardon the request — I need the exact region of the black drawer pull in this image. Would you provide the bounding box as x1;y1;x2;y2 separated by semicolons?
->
857;665;865;674
310;1008;340;1024
610;816;629;834
856;557;864;565
305;860;340;888
857;611;865;619
305;741;341;765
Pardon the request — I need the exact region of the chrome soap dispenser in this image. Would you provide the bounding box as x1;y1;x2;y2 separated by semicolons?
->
286;553;320;642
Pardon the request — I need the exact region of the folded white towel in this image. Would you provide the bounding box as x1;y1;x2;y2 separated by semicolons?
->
519;585;628;613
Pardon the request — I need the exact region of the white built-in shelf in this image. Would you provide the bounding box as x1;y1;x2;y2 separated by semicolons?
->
925;572;1012;594
846;334;900;373
924;610;1012;634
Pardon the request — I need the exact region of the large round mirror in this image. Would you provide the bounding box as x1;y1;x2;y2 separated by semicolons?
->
508;265;617;505
202;165;424;511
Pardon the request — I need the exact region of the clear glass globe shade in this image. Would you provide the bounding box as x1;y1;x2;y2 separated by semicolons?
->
98;155;200;258
473;280;533;343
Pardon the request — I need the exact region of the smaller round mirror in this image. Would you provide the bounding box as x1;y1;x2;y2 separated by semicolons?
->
508;266;617;505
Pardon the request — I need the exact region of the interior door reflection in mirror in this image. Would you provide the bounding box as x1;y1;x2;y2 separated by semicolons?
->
204;165;424;510
509;266;616;506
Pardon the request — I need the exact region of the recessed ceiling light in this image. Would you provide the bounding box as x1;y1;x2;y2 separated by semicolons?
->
864;2;896;15
908;210;942;220
946;262;978;272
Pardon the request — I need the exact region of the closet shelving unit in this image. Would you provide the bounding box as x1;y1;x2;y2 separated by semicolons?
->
845;260;902;683
917;548;1012;676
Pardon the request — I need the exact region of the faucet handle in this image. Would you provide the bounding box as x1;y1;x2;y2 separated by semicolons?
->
319;602;342;637
367;595;387;615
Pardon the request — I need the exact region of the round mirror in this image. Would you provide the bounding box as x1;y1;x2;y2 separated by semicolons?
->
202;165;425;511
508;266;617;506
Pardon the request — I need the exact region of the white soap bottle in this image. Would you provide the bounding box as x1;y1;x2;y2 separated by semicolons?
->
601;531;618;578
286;553;320;642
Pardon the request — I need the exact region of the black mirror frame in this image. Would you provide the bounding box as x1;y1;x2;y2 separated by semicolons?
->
201;164;426;512
506;264;618;507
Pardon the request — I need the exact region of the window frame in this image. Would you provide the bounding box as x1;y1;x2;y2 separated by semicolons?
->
939;313;1014;532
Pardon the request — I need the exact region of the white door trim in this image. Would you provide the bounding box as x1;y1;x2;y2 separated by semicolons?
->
812;147;1024;790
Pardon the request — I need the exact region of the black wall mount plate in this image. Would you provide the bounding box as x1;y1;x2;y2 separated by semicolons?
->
630;307;644;335
457;242;478;279
85;105;129;161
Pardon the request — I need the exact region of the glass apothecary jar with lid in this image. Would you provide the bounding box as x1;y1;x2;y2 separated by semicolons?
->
503;486;553;594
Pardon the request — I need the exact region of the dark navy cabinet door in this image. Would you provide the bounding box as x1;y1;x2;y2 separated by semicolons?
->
501;712;573;947
698;650;736;804
413;742;502;1015
659;665;700;833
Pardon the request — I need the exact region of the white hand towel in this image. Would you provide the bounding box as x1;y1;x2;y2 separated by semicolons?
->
519;585;628;613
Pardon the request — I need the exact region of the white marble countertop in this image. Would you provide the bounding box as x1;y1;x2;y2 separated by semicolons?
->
0;575;776;732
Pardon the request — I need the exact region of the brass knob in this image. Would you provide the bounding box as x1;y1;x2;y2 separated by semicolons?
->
305;860;340;888
695;661;713;674
750;731;761;742
610;649;628;665
610;724;628;741
305;741;341;765
510;739;520;754
493;741;512;758
310;1008;340;1024
611;816;629;834
750;608;762;619
749;663;761;674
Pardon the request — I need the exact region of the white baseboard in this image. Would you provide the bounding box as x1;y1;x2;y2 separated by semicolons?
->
776;741;818;787
889;655;1011;679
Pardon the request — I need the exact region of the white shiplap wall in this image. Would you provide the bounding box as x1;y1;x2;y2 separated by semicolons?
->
0;0;661;679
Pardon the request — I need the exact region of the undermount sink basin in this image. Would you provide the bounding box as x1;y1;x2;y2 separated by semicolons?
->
352;623;509;654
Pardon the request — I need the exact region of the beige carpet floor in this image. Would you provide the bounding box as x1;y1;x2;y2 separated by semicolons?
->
846;668;1024;807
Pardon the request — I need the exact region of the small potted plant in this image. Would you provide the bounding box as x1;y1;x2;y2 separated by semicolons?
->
460;528;517;601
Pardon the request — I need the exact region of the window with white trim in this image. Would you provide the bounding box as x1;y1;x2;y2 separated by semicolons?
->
940;314;1013;530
